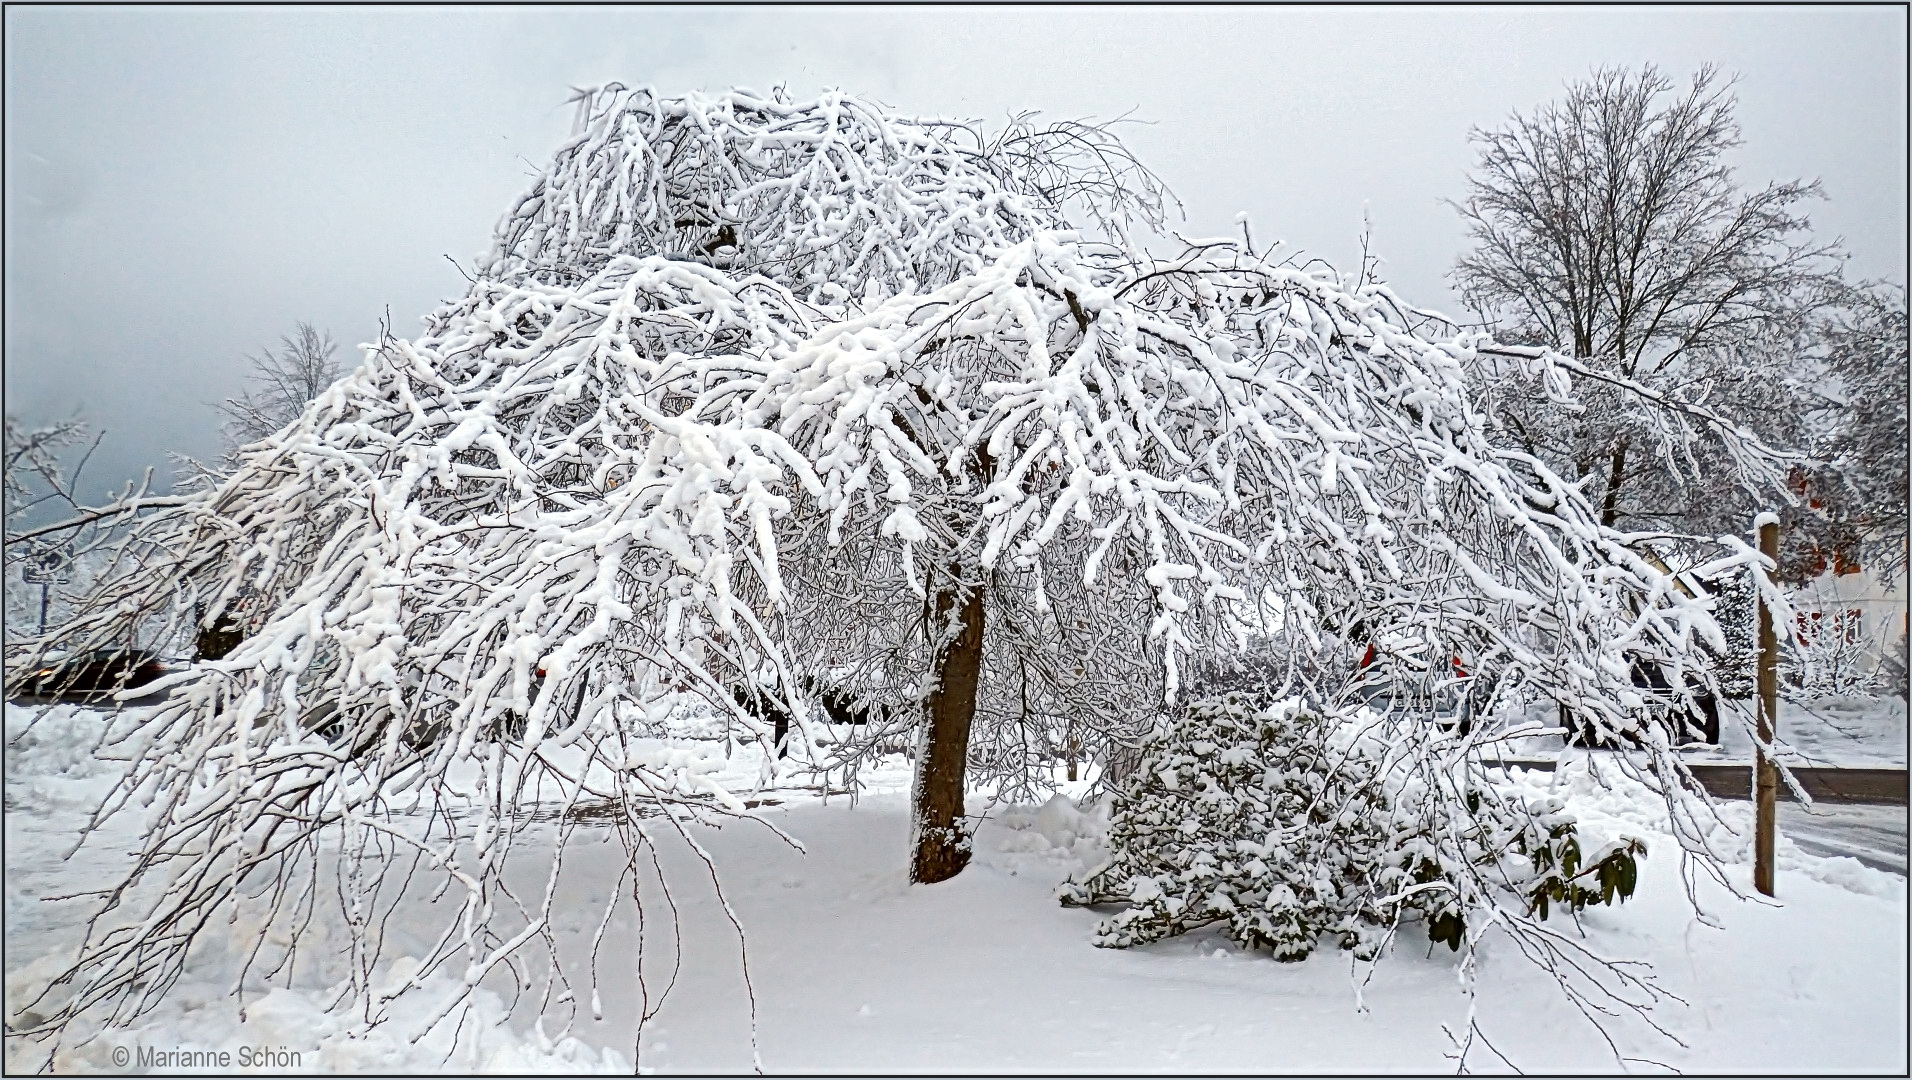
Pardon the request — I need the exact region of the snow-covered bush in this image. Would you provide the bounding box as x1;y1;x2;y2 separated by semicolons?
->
1062;694;1644;962
1785;605;1896;697
1882;630;1909;701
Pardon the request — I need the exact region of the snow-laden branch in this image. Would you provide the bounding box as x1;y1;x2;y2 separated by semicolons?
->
5;495;195;547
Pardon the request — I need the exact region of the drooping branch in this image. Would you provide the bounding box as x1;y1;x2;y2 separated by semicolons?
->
5;494;194;547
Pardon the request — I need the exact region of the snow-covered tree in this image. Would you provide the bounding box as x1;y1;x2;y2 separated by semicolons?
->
8;86;1781;1049
5;416;187;646
1798;282;1909;579
6;415;92;633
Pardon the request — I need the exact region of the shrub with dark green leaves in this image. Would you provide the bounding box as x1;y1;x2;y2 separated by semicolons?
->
1060;694;1644;960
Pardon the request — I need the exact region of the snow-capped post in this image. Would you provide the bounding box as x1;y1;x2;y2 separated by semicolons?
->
1755;514;1781;896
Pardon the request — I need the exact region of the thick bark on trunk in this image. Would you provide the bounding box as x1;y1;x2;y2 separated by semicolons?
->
909;574;985;884
1599;434;1630;529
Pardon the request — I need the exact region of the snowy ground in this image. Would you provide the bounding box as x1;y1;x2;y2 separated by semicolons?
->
4;701;1907;1074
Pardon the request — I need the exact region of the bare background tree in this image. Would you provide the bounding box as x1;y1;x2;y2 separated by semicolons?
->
5;414;99;530
1450;64;1845;537
216;322;344;464
5;415;98;632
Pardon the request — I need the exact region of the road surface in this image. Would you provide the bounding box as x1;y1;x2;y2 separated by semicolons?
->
1780;802;1908;875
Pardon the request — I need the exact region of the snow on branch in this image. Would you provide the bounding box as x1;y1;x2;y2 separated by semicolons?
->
486;84;1171;301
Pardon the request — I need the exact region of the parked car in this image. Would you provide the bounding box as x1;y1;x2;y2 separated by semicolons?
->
1585;545;1725;747
730;676;881;757
1350;637;1482;736
1561;659;1721;749
18;649;177;702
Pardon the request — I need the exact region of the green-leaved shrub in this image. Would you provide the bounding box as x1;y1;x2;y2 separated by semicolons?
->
1060;694;1644;960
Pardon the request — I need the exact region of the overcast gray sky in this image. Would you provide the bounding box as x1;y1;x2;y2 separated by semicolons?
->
6;5;1906;502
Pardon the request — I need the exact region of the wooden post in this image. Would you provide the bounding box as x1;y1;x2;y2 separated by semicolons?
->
1754;517;1780;897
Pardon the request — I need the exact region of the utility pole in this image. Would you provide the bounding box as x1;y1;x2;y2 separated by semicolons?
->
1754;516;1780;897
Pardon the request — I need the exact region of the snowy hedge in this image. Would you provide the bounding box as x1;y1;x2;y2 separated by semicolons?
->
1062;694;1645;960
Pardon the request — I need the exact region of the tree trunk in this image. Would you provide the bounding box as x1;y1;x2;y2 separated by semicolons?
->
910;572;985;884
1599;434;1630;529
195;606;245;661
